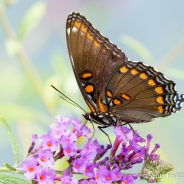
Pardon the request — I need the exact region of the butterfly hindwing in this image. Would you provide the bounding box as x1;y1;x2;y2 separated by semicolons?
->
105;61;177;122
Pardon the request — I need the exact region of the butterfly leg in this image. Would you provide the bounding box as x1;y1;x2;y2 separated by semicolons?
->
128;123;136;134
128;123;145;141
120;121;136;134
98;126;112;145
81;120;88;129
81;120;96;138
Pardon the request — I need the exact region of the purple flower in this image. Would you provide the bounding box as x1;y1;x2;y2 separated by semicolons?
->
111;167;123;181
61;168;78;184
71;118;91;138
18;115;172;184
62;141;78;157
40;133;58;152
121;174;137;184
37;149;54;167
36;167;56;184
115;126;133;142
83;163;96;178
95;165;115;183
72;158;85;173
21;157;38;180
81;139;99;161
80;179;98;184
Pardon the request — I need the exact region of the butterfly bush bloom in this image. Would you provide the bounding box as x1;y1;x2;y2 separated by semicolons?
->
18;116;173;183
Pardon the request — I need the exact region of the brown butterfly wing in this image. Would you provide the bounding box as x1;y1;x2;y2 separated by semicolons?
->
105;61;178;123
66;12;127;113
66;12;183;123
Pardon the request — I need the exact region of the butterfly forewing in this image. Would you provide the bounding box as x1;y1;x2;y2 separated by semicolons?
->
66;12;127;113
66;12;184;124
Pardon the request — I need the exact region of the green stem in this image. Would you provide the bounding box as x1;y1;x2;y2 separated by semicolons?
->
0;167;23;174
0;4;52;113
157;40;184;70
3;163;16;171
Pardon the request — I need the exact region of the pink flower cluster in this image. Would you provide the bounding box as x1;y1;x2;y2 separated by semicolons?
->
18;116;160;184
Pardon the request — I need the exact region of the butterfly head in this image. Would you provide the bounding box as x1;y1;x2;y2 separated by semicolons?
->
83;113;92;121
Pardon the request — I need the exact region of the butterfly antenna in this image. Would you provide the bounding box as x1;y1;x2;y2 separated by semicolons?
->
59;95;83;109
51;85;86;113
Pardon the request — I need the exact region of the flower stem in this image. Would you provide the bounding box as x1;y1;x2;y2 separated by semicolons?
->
157;40;184;70
0;4;52;113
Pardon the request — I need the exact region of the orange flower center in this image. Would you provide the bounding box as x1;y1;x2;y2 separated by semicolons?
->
47;141;52;147
28;166;34;172
40;175;45;181
106;176;111;181
66;149;71;153
40;157;45;162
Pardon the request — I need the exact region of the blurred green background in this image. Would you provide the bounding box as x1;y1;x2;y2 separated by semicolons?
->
0;0;184;183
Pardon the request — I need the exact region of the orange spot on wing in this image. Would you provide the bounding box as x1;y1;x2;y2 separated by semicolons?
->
81;72;92;79
98;97;107;112
81;24;87;33
148;79;156;86
106;90;113;98
155;87;164;94
87;32;93;41
85;85;94;93
94;40;100;48
156;96;164;104
158;106;164;113
121;94;131;100
131;69;139;75
140;73;148;80
74;20;81;28
119;66;128;73
113;98;122;105
86;100;96;112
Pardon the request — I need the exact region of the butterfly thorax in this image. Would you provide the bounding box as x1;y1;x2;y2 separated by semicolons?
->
83;112;118;127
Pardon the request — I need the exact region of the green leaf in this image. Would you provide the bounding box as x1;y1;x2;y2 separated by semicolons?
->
18;1;46;40
121;35;155;63
0;118;20;165
0;173;31;184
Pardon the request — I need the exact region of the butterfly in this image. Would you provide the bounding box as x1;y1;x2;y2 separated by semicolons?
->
63;12;184;133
